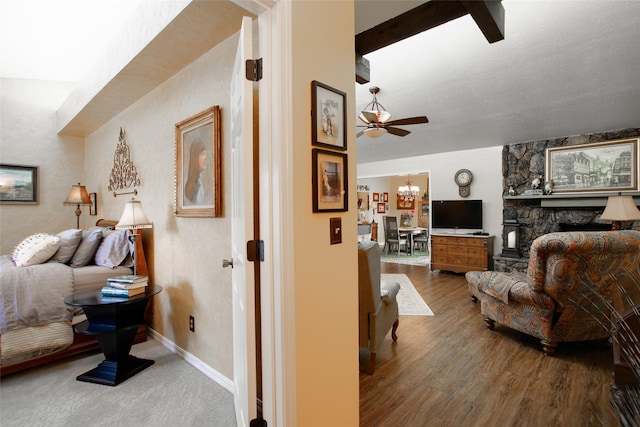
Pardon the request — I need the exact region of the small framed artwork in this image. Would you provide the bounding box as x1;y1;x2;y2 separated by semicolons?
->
0;164;38;204
383;192;389;202
373;193;380;202
377;202;386;214
175;105;222;218
546;138;639;193
397;195;415;210
311;80;347;151
89;192;98;215
312;148;348;212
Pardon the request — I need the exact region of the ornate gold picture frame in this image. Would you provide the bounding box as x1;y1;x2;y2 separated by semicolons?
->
175;106;222;217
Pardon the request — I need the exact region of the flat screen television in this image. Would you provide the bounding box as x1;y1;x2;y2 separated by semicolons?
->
431;199;483;230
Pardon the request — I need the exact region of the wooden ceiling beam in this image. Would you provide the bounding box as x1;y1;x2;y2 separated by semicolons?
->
461;1;505;43
354;1;504;83
355;1;468;56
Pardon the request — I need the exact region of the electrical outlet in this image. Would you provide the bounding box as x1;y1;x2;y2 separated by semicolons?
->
189;315;195;332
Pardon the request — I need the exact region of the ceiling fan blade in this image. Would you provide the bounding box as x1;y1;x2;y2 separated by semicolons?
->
386;127;411;137
385;116;429;126
356;130;365;138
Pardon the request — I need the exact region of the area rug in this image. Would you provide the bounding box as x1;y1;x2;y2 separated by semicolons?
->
381;273;433;316
380;253;430;267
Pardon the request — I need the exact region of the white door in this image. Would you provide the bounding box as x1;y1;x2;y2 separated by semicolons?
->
230;16;256;427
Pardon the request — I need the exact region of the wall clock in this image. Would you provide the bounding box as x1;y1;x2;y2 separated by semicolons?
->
454;169;473;197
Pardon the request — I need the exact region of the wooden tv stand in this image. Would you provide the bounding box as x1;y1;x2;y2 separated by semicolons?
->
430;234;494;273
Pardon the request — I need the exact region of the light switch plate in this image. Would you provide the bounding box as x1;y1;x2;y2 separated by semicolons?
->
330;217;342;245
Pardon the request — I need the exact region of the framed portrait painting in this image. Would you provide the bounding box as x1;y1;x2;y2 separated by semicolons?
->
312;149;348;212
175;106;222;217
0;164;38;204
311;81;346;150
546;138;639;194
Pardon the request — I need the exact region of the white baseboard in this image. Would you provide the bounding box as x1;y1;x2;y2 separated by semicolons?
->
147;328;235;393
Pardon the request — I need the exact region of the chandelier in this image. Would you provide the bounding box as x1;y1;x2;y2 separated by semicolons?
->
397;175;420;201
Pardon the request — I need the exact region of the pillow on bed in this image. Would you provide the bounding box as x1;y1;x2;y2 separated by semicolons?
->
94;229;131;268
69;228;103;268
11;233;61;267
48;228;83;264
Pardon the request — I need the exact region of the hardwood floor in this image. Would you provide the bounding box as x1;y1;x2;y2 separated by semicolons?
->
360;263;620;427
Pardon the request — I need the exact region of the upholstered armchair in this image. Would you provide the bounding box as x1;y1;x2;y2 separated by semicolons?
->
358;240;400;374
466;231;640;355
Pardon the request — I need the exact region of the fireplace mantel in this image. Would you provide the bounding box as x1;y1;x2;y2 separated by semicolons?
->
505;192;640;208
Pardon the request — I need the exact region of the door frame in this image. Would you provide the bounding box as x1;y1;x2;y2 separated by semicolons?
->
232;1;295;425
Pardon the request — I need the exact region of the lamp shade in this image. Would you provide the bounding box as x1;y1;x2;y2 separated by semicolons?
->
601;195;640;221
116;199;153;229
63;183;91;205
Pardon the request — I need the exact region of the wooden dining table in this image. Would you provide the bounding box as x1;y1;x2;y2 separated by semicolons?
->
398;227;429;256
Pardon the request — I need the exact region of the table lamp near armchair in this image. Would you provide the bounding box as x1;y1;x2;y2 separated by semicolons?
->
601;194;640;230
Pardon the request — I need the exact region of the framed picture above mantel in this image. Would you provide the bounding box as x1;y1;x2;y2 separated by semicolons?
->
546;138;639;194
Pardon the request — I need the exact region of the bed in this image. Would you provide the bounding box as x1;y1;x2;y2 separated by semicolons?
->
0;219;150;376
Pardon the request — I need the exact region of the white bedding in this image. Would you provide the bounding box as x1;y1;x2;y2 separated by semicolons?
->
0;254;133;366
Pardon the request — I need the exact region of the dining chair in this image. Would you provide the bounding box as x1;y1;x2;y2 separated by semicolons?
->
413;230;429;254
383;216;408;256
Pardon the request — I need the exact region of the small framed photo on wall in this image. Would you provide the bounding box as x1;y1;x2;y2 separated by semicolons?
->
373;193;380;202
312;149;348;212
311;81;347;151
377;202;386;214
89;192;97;215
383;192;389;202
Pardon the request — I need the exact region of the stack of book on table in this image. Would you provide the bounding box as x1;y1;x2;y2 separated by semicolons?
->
102;275;148;297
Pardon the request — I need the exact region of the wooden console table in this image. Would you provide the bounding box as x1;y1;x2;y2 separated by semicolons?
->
430;234;494;273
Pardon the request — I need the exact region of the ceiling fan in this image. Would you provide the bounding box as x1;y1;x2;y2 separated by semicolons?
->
357;86;429;138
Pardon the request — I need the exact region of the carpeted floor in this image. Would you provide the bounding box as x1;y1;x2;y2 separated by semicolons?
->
0;339;236;427
381;273;433;316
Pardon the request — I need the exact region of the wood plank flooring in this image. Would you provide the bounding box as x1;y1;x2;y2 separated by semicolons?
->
360;263;620;427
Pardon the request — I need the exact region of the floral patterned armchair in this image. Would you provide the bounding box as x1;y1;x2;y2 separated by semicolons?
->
466;231;640;355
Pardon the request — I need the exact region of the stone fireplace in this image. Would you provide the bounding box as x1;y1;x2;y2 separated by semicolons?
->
495;128;640;272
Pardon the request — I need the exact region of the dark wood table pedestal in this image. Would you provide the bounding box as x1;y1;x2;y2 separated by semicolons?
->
64;285;162;386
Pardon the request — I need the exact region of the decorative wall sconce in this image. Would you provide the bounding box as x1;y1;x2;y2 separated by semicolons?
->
108;127;141;197
500;220;520;258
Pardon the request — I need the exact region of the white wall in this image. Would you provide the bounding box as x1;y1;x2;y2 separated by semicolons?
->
358;145;504;254
83;32;237;380
0;79;85;253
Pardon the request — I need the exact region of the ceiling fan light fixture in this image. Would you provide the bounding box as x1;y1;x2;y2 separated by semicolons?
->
360;109;391;124
363;127;388;138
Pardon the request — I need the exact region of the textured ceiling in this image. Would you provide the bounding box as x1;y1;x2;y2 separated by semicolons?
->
354;1;640;164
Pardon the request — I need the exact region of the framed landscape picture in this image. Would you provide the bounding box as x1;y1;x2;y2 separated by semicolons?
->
175;106;222;217
312;148;348;212
546;138;638;193
0;164;38;204
311;80;346;150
